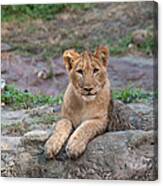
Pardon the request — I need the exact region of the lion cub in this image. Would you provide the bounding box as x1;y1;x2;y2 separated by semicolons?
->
45;46;112;159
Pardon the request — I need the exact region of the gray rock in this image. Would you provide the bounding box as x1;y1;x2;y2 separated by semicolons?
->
1;79;6;90
1;109;27;127
23;130;50;142
1;105;56;136
1;43;14;52
1;136;21;152
127;103;155;131
127;103;153;115
1;129;157;180
132;30;148;46
1;101;157;180
1;136;22;177
109;100;155;131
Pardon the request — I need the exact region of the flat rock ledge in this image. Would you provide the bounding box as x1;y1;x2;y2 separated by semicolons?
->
1;100;157;180
1;129;157;180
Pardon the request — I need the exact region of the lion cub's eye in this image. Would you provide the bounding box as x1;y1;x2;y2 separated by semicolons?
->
93;68;99;74
76;69;83;75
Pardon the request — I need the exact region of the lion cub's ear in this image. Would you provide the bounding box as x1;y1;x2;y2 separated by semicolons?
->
63;49;80;71
95;46;109;67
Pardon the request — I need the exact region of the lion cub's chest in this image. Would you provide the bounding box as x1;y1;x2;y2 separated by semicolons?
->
62;101;96;127
62;96;108;128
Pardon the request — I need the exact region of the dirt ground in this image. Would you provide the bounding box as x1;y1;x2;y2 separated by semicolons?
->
2;2;154;56
1;53;154;96
1;2;156;96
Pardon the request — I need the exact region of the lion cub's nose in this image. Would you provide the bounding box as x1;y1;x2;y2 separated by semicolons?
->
84;87;93;92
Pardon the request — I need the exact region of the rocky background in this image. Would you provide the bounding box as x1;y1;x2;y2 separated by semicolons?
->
1;2;158;180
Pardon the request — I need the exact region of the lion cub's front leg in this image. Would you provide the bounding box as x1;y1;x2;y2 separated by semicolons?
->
66;119;107;159
45;119;72;158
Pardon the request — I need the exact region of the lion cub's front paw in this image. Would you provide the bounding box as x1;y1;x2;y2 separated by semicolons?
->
66;137;86;159
44;136;62;159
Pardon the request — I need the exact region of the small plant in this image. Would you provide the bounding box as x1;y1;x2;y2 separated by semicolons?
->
104;33;155;56
112;87;153;103
1;84;63;109
2;4;94;22
110;35;132;55
1;122;29;136
33;113;61;124
138;33;156;55
1;84;154;110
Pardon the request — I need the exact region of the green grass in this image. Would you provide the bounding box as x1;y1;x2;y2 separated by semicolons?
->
112;87;154;104
1;5;155;57
90;35;132;56
81;33;155;57
1;4;94;22
12;33;155;60
1;113;60;136
1;122;29;136
110;35;132;55
138;34;156;55
32;113;61;124
1;85;63;109
1;84;154;110
109;33;155;56
13;39;87;60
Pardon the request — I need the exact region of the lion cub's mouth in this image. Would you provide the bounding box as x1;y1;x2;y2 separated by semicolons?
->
81;92;97;101
83;92;97;96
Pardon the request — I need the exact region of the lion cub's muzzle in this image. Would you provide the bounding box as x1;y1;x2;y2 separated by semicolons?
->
82;86;97;96
80;86;98;101
83;87;94;95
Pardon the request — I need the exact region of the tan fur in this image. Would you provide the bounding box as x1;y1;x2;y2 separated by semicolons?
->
45;46;112;159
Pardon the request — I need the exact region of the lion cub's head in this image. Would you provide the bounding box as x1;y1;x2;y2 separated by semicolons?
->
63;47;109;101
